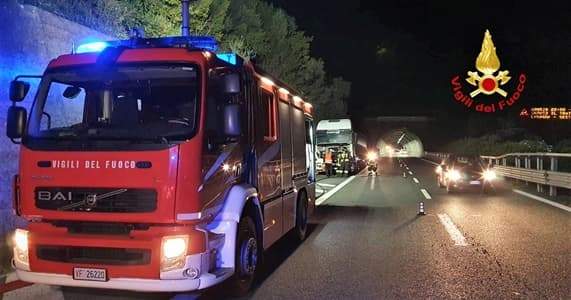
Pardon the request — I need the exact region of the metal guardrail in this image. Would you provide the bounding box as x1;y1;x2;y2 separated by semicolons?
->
492;166;571;189
424;151;571;196
481;152;571;159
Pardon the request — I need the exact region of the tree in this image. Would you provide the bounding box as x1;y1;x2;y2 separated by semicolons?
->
218;0;350;120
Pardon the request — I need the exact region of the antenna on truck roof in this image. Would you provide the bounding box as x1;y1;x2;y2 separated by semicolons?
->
181;0;191;37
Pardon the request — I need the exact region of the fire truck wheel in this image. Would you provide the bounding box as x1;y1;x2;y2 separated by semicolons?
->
229;215;259;296
294;191;308;241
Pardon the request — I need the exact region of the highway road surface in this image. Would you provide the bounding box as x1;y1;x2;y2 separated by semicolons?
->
2;158;569;299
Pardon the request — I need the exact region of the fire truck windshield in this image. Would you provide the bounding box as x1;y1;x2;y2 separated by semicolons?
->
26;64;200;146
316;129;352;145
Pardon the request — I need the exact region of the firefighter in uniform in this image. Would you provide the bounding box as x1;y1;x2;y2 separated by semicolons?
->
339;149;349;177
324;149;333;177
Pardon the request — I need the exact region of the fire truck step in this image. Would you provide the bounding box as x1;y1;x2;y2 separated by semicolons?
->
211;267;233;278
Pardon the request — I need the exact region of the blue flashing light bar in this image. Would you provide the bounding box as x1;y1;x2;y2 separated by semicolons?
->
75;36;219;54
182;36;218;52
216;52;237;65
76;41;109;54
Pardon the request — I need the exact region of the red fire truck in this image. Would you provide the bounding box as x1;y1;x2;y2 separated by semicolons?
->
6;16;316;295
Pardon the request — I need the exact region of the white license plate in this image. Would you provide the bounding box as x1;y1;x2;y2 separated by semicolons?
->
73;267;107;282
469;180;481;185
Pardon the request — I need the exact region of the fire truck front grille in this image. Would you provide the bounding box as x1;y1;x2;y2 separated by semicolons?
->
35;187;157;213
36;246;151;265
51;221;150;235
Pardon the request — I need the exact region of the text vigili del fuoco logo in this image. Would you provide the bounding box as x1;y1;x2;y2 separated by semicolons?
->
451;30;526;113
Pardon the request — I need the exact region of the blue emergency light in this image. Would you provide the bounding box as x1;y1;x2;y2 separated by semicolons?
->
216;53;237;65
76;41;109;54
75;36;219;54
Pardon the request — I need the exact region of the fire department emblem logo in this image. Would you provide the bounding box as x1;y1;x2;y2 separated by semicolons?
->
466;30;510;97
450;29;527;113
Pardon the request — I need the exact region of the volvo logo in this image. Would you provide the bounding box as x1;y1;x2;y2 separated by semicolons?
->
86;194;98;208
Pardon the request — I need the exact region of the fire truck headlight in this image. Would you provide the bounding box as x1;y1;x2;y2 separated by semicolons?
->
161;236;189;272
14;229;30;269
483;169;497;181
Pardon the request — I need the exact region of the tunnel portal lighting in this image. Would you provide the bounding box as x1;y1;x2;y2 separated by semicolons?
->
397;133;406;144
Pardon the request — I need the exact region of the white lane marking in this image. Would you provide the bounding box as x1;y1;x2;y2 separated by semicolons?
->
421;158;440;166
513;189;571;213
408;171;413;175
420;189;432;199
317;183;336;187
316;188;324;193
437;213;468;246
370;177;375;190
315;175;356;205
413;177;419;184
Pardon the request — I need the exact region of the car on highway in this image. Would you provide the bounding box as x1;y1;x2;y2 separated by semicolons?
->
436;155;497;193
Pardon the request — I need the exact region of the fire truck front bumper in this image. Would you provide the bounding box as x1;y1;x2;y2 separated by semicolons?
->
15;267;232;292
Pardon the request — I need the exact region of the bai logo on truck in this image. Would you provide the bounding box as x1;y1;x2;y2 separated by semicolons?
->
450;30;527;113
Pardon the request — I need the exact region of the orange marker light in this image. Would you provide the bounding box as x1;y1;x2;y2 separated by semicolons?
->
261;77;274;86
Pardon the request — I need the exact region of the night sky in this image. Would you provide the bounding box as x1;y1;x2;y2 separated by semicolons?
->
270;0;571;120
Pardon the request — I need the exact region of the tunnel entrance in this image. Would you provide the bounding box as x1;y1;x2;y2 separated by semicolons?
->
377;128;424;157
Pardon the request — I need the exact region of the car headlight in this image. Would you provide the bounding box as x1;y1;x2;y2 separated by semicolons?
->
483;169;497;181
436;165;443;174
367;151;378;161
161;235;189;272
447;169;462;181
13;229;30;270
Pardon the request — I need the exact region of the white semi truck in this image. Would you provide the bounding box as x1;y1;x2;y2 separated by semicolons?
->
315;119;366;175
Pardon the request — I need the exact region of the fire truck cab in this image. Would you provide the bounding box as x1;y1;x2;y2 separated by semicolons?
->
6;35;316;295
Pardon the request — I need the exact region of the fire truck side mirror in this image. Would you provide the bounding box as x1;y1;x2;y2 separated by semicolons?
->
223;104;241;137
7;106;27;139
222;73;240;94
9;80;30;102
63;86;82;99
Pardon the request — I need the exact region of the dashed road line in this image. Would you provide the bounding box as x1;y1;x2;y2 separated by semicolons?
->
420;189;432;199
317;183;336;187
408;171;413;175
316;188;324;193
437;213;468;246
370;177;375;190
315;175;357;206
413;177;419;184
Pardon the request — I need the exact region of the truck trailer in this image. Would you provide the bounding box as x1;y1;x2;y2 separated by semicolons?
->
6;23;316;295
